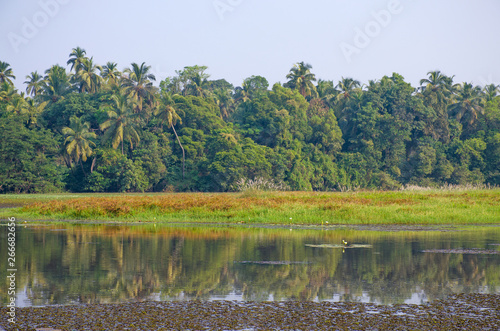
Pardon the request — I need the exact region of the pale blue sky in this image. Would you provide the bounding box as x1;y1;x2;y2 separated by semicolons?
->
1;0;499;90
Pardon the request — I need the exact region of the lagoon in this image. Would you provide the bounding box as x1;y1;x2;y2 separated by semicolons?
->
1;224;499;307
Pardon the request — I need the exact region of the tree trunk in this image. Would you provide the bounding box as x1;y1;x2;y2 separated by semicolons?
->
80;159;86;176
90;157;97;173
171;124;185;180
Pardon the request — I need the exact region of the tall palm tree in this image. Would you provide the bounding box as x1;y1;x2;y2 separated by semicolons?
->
284;62;318;98
121;62;157;113
76;57;103;93
100;62;121;87
100;92;140;154
155;94;185;179
419;71;454;101
483;84;499;102
6;93;27;114
176;65;210;97
40;65;73;103
418;70;455;142
184;72;211;98
213;87;235;119
67;47;87;73
0;61;16;85
448;82;485;126
336;77;361;103
62;115;97;174
0;81;18;104
24;71;44;96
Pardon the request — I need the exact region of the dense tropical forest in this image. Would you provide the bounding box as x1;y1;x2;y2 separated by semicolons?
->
1;47;499;193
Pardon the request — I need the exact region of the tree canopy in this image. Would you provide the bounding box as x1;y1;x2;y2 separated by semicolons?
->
1;52;499;193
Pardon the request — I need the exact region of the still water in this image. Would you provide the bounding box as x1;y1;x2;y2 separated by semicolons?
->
1;224;499;307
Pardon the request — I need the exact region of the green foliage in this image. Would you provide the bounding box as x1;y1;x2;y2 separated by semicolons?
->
0;115;66;193
84;149;148;192
1;55;500;193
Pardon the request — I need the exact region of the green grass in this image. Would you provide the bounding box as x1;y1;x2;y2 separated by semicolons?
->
0;189;499;225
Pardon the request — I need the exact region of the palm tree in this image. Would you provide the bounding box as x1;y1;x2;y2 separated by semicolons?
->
0;81;18;104
483;84;499;102
6;93;27;114
24;98;48;126
213;87;235;119
62;115;97;174
419;70;454;101
67;47;87;73
448;82;485;126
176;65;210;97
76;57;103;93
40;65;73;103
155;94;185;179
24;71;44;96
121;62;157;113
100;62;121;87
184;72;212;98
418;70;455;142
0;61;16;85
336;77;361;103
284;62;318;98
100;92;140;154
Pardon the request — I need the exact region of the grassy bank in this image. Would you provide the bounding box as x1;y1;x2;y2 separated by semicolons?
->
0;189;499;225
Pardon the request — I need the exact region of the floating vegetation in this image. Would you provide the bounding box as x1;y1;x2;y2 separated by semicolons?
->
1;294;498;330
305;244;373;249
422;248;499;255
236;261;312;266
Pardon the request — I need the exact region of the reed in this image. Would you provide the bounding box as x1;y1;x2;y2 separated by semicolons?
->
1;189;499;225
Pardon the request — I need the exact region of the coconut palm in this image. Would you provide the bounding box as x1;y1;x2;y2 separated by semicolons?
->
0;81;18;104
184;72;212;98
336;77;361;103
419;71;454;102
67;47;87;73
0;61;16;85
62;115;97;173
448;82;485;126
121;62;157;113
213;87;235;119
100;62;121;87
284;62;318;98
6;93;27;114
40;65;73;103
483;84;499;102
418;71;455;142
24;71;44;96
76;57;103;93
24;98;48;126
155;94;185;179
100;92;140;154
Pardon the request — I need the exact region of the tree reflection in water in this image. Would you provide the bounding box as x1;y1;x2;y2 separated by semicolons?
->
0;224;499;306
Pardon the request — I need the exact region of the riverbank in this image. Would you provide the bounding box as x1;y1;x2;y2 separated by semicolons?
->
0;190;499;225
1;293;498;330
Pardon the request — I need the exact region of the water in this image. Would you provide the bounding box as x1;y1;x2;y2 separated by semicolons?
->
1;224;499;307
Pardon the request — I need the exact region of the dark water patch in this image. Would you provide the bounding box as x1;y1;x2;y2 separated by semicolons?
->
422;248;499;255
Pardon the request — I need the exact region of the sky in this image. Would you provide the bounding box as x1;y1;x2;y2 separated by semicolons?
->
1;0;500;90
